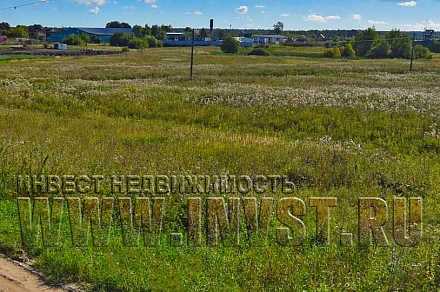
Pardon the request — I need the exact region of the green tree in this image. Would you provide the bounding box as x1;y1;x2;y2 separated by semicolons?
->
151;25;161;39
200;28;208;39
110;33;132;47
428;40;440;53
160;25;172;33
0;22;10;31
386;30;411;58
354;27;380;57
145;35;160;48
324;47;342;58
7;26;29;38
64;34;90;46
144;25;152;36
0;22;10;36
342;43;356;58
414;45;432;59
106;21;131;28
367;39;390;58
273;22;284;34
221;36;240;54
128;37;148;49
133;25;146;38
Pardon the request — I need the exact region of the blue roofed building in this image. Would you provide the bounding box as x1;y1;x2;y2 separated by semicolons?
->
47;27;133;43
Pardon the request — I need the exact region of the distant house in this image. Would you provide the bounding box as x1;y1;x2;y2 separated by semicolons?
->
253;35;288;45
165;32;186;41
54;43;68;50
47;27;133;43
233;37;254;48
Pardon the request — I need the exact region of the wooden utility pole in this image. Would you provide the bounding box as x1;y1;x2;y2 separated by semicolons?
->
410;33;415;72
190;29;195;80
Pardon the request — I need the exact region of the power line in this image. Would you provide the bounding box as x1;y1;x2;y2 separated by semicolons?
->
0;0;48;11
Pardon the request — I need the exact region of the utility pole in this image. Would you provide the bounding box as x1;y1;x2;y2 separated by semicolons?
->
410;33;415;72
190;28;195;80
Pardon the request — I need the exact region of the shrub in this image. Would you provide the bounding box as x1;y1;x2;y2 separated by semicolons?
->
110;33;131;47
248;48;270;56
221;36;240;54
341;43;356;58
429;41;440;53
121;47;129;53
387;30;411;58
324;47;342;58
414;45;432;59
128;37;148;49
64;34;90;46
367;40;390;58
145;35;160;48
6;26;28;38
354;27;380;57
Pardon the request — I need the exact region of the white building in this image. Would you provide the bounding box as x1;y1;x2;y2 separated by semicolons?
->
233;37;254;47
253;35;288;45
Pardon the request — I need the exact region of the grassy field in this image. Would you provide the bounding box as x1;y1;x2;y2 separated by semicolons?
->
1;46;440;290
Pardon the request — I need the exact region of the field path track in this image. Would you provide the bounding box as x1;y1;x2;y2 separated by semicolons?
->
0;255;69;292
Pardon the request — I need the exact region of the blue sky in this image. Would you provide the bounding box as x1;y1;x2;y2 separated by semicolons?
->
1;0;440;30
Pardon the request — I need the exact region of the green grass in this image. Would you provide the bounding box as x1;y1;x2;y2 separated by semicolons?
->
0;46;440;290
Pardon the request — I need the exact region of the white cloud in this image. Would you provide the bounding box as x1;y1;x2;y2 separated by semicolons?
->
236;5;249;14
74;0;106;14
75;0;106;5
89;6;100;15
306;14;341;22
368;20;388;25
401;20;440;30
280;13;290;17
352;14;362;21
255;5;265;9
325;15;341;21
186;10;203;15
144;0;158;8
398;1;417;7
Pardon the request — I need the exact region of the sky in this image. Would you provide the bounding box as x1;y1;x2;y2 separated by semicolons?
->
1;0;440;31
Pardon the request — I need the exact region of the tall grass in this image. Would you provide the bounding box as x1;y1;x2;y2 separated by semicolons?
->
0;47;439;290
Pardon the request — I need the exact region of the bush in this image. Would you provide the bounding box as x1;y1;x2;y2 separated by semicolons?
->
121;47;129;53
128;37;148;49
324;47;342;58
354;27;380;57
367;40;390;58
414;45;432;59
248;48;270;56
387;30;411;58
111;33;160;49
145;35;160;48
221;36;240;54
428;41;440;53
6;26;28;38
110;33;131;47
64;34;90;46
341;43;356;58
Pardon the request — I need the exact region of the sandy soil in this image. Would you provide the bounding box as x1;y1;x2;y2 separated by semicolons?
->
0;256;65;292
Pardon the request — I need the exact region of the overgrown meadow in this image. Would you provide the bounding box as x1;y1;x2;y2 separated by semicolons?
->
1;47;440;290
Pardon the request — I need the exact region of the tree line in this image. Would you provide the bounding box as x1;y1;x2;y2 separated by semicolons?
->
0;22;46;39
324;28;433;59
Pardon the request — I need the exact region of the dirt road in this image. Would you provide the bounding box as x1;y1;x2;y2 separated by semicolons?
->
0;256;64;292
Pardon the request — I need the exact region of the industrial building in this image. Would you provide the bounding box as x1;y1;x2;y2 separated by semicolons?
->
47;27;133;43
253;35;288;45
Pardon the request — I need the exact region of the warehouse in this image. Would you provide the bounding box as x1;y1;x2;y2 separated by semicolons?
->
47;27;133;43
